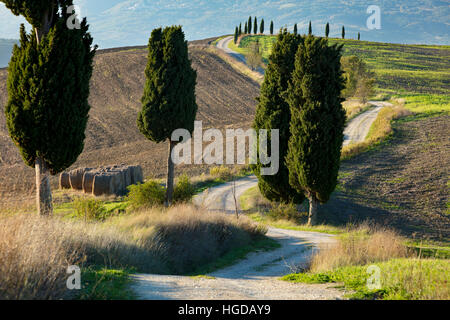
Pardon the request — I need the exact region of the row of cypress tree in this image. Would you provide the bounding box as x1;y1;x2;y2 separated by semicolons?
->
236;17;275;38
252;30;346;225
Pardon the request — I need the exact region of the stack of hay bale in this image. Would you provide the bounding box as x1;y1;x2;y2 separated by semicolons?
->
60;165;143;196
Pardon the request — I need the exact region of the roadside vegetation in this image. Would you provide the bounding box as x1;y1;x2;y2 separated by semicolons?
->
0;203;271;300
282;224;449;300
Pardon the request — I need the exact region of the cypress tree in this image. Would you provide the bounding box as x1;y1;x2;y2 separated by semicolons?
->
260;18;265;34
252;29;305;206
325;22;330;38
248;16;252;35
254;17;258;34
270;21;274;35
239;23;242;36
245;21;248;34
234;26;239;44
308;21;312;35
358;32;361;40
3;0;96;216
286;36;346;225
293;23;298;35
342;26;345;39
137;26;197;206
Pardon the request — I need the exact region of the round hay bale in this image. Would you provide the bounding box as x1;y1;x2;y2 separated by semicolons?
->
82;171;98;194
129;166;143;185
69;168;86;190
92;174;113;196
59;172;71;189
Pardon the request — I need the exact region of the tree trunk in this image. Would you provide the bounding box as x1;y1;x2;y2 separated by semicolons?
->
308;195;319;226
35;8;53;44
165;140;176;207
35;156;53;216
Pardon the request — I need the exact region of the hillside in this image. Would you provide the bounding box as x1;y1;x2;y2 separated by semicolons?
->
232;35;450;95
0;42;260;206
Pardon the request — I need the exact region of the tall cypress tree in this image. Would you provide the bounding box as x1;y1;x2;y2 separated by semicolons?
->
252;29;305;206
286;36;346;225
254;17;258;34
308;21;312;35
3;0;96;216
325;22;330;38
358;32;361;40
248;16;252;35
342;26;345;39
260;18;265;34
138;26;197;206
270;21;274;35
234;26;239;44
239;23;242;36
245;21;248;34
293;23;298;35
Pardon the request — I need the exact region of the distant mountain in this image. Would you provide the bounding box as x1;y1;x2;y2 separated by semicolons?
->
0;39;18;68
1;0;449;50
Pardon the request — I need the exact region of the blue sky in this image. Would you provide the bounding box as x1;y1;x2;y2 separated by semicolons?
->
1;0;449;48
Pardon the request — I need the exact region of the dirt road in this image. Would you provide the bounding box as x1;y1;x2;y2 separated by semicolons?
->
216;36;265;75
131;174;344;300
343;101;392;146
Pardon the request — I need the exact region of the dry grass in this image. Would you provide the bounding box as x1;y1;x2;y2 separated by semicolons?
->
0;204;266;299
309;224;410;273
341;104;413;160
342;100;371;120
206;46;264;84
0;214;83;300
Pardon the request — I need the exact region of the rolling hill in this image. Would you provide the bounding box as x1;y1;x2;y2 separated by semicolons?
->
0;40;260;206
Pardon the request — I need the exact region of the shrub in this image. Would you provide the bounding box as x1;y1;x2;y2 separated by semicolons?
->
126;180;165;210
73;197;106;221
173;174;196;203
268;202;306;223
209;165;233;180
309;224;410;272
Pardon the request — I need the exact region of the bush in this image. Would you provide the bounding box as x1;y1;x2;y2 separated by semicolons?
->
73;198;106;221
268;202;306;223
309;224;410;272
126;180;165;210
209;165;233;180
173;174;195;203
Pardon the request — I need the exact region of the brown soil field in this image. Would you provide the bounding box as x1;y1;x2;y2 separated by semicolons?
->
322;115;450;241
0;43;260;208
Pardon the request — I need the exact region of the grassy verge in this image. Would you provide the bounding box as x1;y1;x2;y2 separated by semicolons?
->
341;103;413;160
281;225;449;300
283;258;449;300
240;186;345;235
205;46;263;84
77;267;136;300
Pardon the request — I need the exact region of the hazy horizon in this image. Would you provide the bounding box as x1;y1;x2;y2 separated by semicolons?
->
0;0;449;49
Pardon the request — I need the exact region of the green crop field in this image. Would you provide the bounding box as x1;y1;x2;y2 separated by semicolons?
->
232;35;450;96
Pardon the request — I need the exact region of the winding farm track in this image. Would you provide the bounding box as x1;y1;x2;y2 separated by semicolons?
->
130;39;388;300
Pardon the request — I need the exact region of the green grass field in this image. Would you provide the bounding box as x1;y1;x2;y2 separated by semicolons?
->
231;35;450;96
